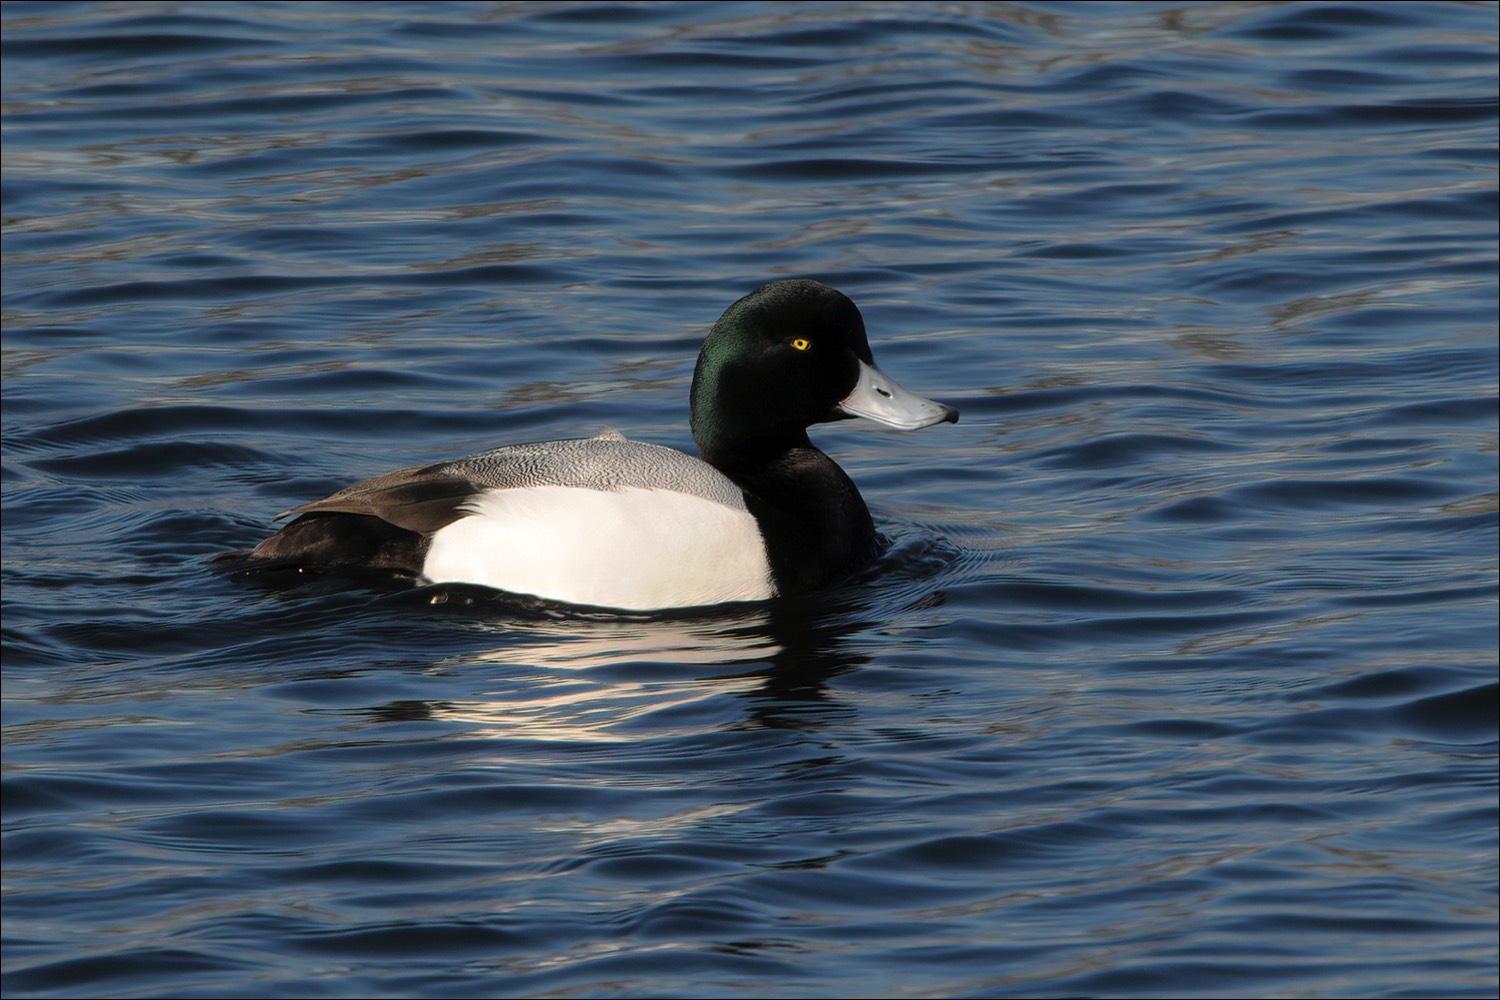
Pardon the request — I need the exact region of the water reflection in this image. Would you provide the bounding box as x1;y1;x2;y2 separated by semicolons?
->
364;585;879;735
229;520;953;738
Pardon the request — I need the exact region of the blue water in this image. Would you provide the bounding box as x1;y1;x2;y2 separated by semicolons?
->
3;1;1496;997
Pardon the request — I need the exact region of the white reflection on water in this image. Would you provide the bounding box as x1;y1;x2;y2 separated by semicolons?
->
427;608;785;743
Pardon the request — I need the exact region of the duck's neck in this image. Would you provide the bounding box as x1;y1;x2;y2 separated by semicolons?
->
709;442;878;598
690;349;878;594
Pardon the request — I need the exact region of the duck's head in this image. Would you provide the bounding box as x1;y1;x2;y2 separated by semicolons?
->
690;279;958;466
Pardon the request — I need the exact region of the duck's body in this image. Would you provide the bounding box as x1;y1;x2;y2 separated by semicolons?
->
258;434;774;608
249;280;957;610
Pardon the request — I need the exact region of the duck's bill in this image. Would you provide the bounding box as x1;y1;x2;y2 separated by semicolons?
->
838;358;959;429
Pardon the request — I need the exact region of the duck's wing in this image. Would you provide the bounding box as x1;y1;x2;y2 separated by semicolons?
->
279;464;478;535
279;435;747;537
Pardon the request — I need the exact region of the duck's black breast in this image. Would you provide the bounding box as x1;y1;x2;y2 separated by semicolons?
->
728;445;878;597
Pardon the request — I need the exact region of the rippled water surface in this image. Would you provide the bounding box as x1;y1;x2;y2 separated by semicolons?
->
3;2;1497;997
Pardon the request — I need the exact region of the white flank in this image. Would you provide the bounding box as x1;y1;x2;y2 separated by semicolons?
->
422;486;774;610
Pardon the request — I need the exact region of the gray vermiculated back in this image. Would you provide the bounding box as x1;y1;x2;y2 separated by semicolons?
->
442;435;750;510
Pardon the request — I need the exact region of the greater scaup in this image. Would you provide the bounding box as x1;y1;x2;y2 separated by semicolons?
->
248;279;958;609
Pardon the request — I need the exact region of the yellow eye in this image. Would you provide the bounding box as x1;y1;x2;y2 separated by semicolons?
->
790;338;811;351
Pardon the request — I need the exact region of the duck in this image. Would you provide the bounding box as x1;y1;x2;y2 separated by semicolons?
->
248;279;958;610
